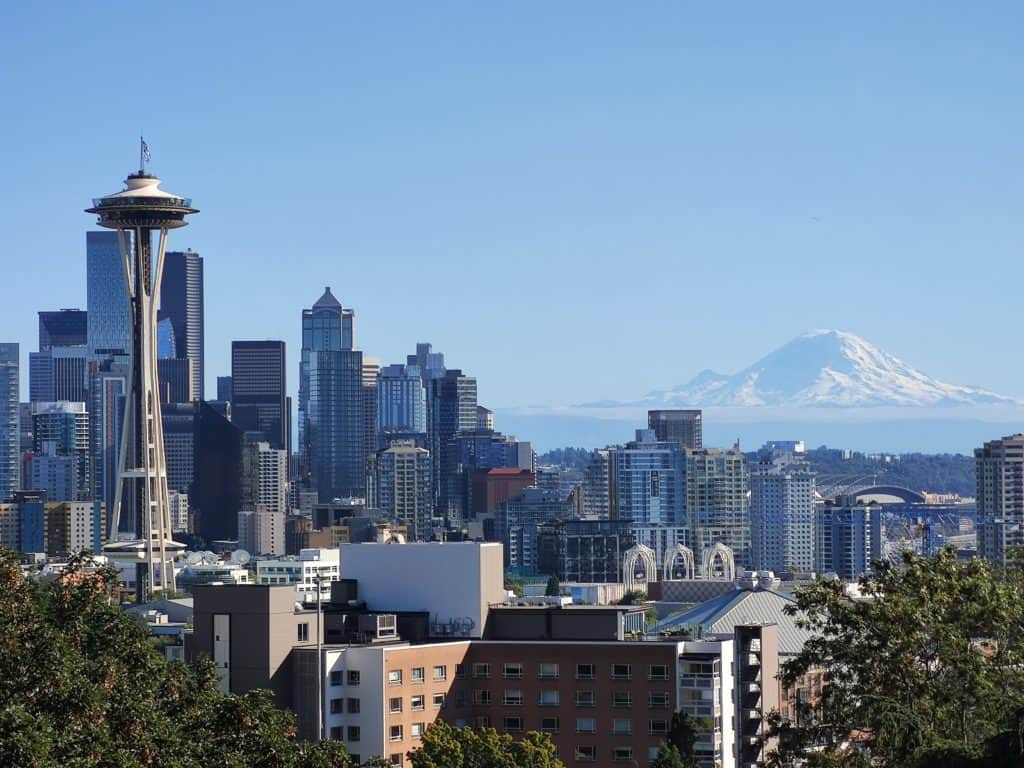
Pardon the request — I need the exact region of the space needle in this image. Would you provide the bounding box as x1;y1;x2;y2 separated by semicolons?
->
86;140;198;596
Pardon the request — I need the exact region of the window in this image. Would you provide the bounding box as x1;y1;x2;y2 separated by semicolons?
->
474;716;491;728
575;745;596;762
433;665;447;681
649;719;669;736
347;698;360;714
503;716;523;732
456;663;466;678
611;663;631;680
388;670;403;685
411;723;425;740
455;691;466;707
503;689;523;706
473;663;490;678
348;670;361;686
538;690;560;707
472;690;492;705
297;623;309;642
612;691;632;708
575;690;595;707
389;697;403;714
541;716;559;733
648;691;670;708
329;726;342;740
389;725;403;742
612;747;633;763
433;693;445;708
411;667;425;684
329;698;343;714
503;663;523;679
389;754;402;768
538;662;559;679
612;718;632;735
329;670;343;687
347;726;361;742
411;694;425;711
576;717;597;734
649;664;669;680
576;663;595;680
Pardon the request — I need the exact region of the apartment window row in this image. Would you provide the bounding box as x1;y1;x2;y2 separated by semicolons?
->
328;697;361;714
329;670;361;686
387;723;427;743
389;665;450;685
474;662;669;681
574;690;671;708
391;694;446;712
574;746;635;763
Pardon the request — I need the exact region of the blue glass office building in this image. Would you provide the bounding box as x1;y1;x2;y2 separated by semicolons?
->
86;231;130;359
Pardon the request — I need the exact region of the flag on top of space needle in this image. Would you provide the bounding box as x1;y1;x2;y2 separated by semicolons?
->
141;138;151;163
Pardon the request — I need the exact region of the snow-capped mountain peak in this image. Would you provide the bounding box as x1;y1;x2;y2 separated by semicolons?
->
640;330;1014;408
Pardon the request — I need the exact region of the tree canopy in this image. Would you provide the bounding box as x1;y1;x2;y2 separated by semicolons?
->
407;721;564;768
0;549;351;768
773;548;1024;768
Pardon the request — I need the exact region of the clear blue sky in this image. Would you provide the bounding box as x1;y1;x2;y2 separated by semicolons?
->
1;3;1021;409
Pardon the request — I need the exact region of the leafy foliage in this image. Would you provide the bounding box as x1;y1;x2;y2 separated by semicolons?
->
773;548;1024;767
407;720;564;768
544;576;561;596
0;548;351;768
503;577;524;597
618;589;647;605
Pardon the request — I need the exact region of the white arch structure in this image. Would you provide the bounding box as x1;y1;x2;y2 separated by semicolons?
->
701;542;736;582
622;544;657;592
662;544;696;581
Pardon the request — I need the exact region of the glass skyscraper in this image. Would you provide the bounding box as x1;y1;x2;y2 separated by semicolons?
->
377;363;427;436
160;250;204;400
0;344;20;499
231;340;287;451
86;231;130;360
308;348;366;501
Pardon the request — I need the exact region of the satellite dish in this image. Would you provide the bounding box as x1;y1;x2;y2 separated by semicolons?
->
199;550;217;565
186;552;203;566
230;549;251;565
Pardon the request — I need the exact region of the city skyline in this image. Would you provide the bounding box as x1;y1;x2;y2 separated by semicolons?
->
1;4;1022;414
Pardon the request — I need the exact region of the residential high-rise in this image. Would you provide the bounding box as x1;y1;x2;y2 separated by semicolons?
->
377;363;427;437
299;287;354;476
581;449;612;519
976;434;1024;565
476;405;494;431
611;430;684;525
86;162;197;594
648;409;702;451
86;231;130;360
159;250;204;400
750;459;816;573
88;356;128;527
374;440;432;541
28;402;90;501
497;486;572;573
0;344;20;500
815;497;883;580
242;440;289;516
231;341;287;451
427;369;477;525
684;445;751;567
238;506;286;556
362;357;380;462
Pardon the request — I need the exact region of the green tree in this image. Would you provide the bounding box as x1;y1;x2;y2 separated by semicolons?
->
0;548;351;768
504;577;524;597
618;589;647;605
407;721;564;768
650;743;689;768
774;548;1024;768
544;575;561;596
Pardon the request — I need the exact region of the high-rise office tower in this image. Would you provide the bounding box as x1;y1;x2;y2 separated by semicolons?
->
476;405;494;431
39;309;88;351
611;430;685;525
161;402;196;494
374;440;432;541
308;348;366;500
815;497;883;580
684;446;750;566
242;439;289;516
0;344;20;500
216;376;233;402
299;287;354;475
497;486;573;573
581;449;612;519
648;409;703;451
193;401;243;543
362;357;380;460
377;363;427;436
28;402;91;501
407;342;446;381
156;358;194;404
159;250;204;400
750;459;815;573
89;357;128;525
976;434;1024;565
427;369;477;526
86;231;130;361
231;341;287;451
86;160;198;593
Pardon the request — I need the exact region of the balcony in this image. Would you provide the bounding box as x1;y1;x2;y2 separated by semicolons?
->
745;654;761;667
